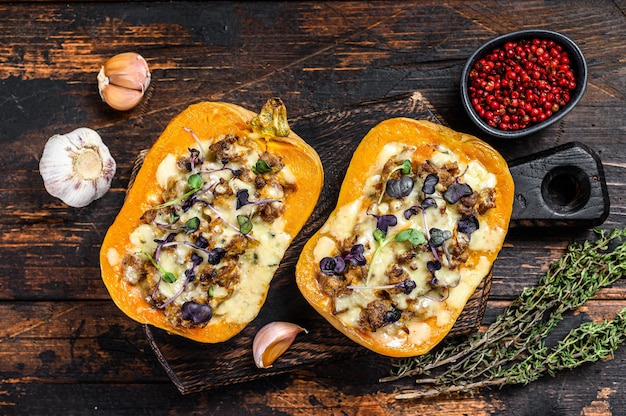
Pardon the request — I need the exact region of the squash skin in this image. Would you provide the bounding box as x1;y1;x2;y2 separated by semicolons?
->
295;119;514;357
100;100;323;343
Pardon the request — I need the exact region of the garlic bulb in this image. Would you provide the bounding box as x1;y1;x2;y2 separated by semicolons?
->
97;52;151;111
39;127;116;207
253;321;307;369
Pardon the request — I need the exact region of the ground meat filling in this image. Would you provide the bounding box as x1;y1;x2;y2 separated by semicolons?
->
121;132;292;329
316;151;498;334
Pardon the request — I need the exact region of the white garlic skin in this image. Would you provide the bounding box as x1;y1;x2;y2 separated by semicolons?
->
98;52;151;111
253;321;307;369
39;127;116;208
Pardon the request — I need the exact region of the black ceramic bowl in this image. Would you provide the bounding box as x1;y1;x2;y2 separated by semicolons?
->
460;30;587;139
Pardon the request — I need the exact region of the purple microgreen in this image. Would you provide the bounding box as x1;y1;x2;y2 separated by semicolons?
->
183;127;205;169
181;301;213;323
395;228;426;245
404;206;420;220
345;244;366;266
377;160;412;205
251;160;272;174
236;188;281;210
237;215;253;235
184;217;200;234
458;216;479;237
236;189;250;209
443;182;473;204
207;247;227;265
404;197;437;220
195;235;209;249
140;250;177;283
383;308;402;324
429;228;452;248
160;240;227;266
422;173;439;194
427;259;442;272
154;233;176;262
421;197;437;209
385;175;414;199
372;214;398;234
319;256;346;275
348;279;416;295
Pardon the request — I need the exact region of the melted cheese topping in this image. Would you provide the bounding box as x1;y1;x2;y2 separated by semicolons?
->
120;132;294;329
314;142;503;342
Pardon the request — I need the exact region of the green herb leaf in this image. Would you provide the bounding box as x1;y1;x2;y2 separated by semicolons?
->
188;173;203;189
140;250;177;283
169;212;180;224
373;228;386;243
184;217;200;234
381;228;626;400
237;215;253;235
395;228;426;245
251;160;272;174
400;159;411;174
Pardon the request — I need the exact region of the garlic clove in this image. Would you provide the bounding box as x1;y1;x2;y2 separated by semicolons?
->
253;321;307;369
98;52;151;111
99;83;145;112
39;127;116;208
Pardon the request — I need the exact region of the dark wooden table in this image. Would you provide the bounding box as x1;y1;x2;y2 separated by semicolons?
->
2;2;626;415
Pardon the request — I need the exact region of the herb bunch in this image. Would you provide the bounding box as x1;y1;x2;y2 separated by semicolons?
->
380;228;626;399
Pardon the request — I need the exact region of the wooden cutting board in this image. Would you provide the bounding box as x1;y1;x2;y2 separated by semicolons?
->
143;92;492;394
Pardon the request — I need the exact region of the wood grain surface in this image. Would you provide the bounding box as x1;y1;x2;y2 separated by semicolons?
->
2;1;626;415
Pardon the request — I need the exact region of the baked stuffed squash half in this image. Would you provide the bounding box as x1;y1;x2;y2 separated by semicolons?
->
296;119;514;357
100;98;323;343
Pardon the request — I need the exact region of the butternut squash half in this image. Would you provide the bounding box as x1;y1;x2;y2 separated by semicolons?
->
295;119;514;357
100;99;323;343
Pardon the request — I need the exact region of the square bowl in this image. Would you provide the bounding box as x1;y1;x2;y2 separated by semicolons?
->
460;29;587;139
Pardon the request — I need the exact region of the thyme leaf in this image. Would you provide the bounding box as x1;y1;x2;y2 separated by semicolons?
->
380;228;626;399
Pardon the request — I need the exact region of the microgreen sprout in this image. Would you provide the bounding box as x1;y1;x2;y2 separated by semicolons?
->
320;256;347;275
160;240;227;265
458;216;479;237
183;127;205;170
251;159;272;174
422;173;439;194
235;189;281;210
366;225;425;285
159;252;204;309
319;244;365;276
140;250;177;283
181;301;213;323
443;181;473;204
237;215;253;235
183;217;200;234
377;159;413;205
205;204;256;240
344;244;367;266
372;214;398;234
155;173;203;209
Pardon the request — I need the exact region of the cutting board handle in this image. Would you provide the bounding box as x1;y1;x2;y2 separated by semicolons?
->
508;141;610;227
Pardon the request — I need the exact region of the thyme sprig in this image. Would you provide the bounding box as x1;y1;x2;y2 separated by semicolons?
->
380;228;626;399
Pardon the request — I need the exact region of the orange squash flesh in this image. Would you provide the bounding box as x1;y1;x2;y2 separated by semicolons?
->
295;119;514;357
100;99;323;343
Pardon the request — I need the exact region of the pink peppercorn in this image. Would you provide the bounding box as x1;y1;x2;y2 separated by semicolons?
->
467;38;577;131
